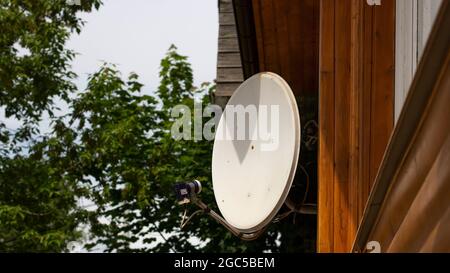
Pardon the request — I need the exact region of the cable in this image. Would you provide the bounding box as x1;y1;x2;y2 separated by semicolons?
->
180;209;203;229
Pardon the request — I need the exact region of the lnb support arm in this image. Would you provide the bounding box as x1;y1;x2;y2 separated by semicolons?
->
193;199;266;241
175;180;265;241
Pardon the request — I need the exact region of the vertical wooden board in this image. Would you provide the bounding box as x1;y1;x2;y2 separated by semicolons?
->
317;0;395;253
360;2;374;228
259;0;280;73
252;0;266;71
301;0;316;93
302;0;320;94
370;0;395;186
272;0;292;86
312;0;320;93
289;0;315;95
348;0;364;247
318;0;335;253
287;0;304;95
333;0;352;253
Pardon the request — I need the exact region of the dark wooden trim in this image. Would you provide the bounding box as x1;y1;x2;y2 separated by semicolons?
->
248;0;320;97
233;0;260;79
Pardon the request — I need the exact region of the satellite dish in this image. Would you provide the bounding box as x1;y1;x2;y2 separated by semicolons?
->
212;72;301;233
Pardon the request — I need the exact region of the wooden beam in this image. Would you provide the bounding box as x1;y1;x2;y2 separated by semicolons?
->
318;0;395;253
353;1;450;252
318;0;335;253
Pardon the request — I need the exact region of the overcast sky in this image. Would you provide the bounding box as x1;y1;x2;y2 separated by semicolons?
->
66;0;218;252
69;0;219;92
2;0;218;131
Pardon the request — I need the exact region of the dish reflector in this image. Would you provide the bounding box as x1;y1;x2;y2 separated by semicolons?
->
212;72;301;232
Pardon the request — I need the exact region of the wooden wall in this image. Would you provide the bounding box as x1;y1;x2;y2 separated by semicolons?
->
368;59;450;252
251;0;320;96
216;0;244;98
318;0;395;253
354;2;450;251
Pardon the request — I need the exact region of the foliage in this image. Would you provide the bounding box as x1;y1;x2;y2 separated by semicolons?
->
0;0;101;145
0;0;101;252
67;46;315;253
0;143;89;252
62;47;280;252
0;1;315;252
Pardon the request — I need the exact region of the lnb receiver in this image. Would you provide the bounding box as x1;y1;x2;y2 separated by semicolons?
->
174;180;202;205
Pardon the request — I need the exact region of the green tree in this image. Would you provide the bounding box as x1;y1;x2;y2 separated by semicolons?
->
0;133;89;252
0;0;101;146
74;46;316;253
63;46;280;252
0;1;314;252
0;0;101;252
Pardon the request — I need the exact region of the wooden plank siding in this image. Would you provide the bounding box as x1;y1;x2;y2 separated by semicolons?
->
216;0;244;98
318;0;395;252
218;38;240;53
220;0;447;253
354;1;450;252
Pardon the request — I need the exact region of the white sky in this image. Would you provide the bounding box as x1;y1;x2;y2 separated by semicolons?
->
0;0;218;252
2;0;218;131
66;0;219;252
69;0;219;93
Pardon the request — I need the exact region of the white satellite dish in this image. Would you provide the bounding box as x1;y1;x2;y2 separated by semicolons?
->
212;72;301;233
